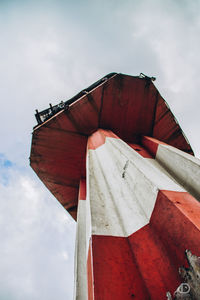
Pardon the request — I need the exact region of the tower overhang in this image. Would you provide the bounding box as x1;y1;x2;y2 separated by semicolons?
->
30;73;193;220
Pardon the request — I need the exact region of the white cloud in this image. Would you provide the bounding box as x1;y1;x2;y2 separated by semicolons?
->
0;0;200;299
0;167;76;300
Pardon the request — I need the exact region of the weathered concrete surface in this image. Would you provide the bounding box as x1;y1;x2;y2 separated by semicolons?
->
142;136;200;201
87;130;184;237
179;250;200;300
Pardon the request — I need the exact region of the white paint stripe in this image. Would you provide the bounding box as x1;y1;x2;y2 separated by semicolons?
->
86;158;92;255
74;200;87;300
107;138;184;192
156;144;200;201
87;137;184;237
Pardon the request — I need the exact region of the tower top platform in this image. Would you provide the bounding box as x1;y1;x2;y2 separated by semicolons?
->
30;73;193;219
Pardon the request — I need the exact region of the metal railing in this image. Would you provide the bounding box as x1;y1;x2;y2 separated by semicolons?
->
34;72;117;126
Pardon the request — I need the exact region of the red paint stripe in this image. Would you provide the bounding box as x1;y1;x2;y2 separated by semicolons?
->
150;190;200;269
128;225;180;299
78;179;86;200
87;240;94;300
90;229;182;299
127;143;153;158
87;191;200;299
142;136;167;157
91;235;149;300
87;129;119;150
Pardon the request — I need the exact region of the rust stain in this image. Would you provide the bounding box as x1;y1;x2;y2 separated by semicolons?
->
87;93;99;113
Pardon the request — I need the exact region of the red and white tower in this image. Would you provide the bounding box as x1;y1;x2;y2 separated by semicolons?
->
30;73;200;299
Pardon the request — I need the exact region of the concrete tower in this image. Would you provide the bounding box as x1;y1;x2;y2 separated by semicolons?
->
30;73;200;300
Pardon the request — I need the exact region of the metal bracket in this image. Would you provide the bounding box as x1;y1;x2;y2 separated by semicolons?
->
139;73;156;81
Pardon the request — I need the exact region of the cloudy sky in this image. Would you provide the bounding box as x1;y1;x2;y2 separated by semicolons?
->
0;0;200;299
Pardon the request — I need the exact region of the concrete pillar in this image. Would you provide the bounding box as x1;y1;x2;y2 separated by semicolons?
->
83;129;200;299
142;136;200;201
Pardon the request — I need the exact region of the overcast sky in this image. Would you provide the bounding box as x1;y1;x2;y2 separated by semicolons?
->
0;0;200;299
